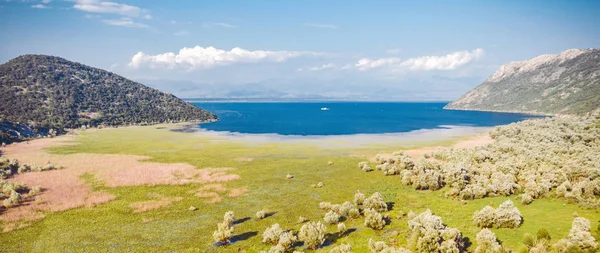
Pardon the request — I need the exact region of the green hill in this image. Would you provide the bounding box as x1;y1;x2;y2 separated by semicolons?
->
0;55;216;137
445;49;600;115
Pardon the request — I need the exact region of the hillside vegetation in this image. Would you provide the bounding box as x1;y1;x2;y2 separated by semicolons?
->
0;55;216;134
445;49;600;115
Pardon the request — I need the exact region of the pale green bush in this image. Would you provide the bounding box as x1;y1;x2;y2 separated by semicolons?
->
364;208;385;230
363;192;387;212
408;209;464;252
330;243;352;253
348;208;361;219
224;211;235;226
474;229;502;253
473;200;523;228
354;190;366;206
368;238;412;253
262;223;284;245
212;221;234;245
256;210;266;220
337;222;347;235
298;221;327;250
278;231;297;249
324;210;341;224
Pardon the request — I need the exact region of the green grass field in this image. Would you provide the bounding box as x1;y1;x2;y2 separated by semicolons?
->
1;126;598;252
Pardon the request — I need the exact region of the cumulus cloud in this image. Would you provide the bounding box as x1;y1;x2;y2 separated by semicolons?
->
129;46;321;70
355;57;401;71
297;63;336;72
302;23;338;29
102;17;148;28
355;48;485;71
203;22;236;28
400;48;485;70
72;0;148;18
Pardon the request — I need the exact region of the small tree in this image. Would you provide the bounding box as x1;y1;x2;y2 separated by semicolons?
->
364;208;385;230
364;192;387;212
213;221;234;245
299;221;327;250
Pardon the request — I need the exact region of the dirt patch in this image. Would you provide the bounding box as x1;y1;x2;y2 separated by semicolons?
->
130;197;184;213
229;187;249;198
372;134;494;161
0;135;241;230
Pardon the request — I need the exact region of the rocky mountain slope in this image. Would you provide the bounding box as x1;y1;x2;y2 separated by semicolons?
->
445;49;600;115
0;55;216;137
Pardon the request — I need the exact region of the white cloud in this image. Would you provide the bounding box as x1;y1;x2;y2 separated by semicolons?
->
400;48;485;70
355;57;401;71
386;48;402;55
102;17;148;28
31;3;49;8
202;22;236;28
355;48;485;71
173;30;189;36
129;46;321;70
302;23;338;29
72;0;148;18
297;63;336;72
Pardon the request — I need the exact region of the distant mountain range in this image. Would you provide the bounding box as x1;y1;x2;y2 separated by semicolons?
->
0;55;216;143
445;49;600;115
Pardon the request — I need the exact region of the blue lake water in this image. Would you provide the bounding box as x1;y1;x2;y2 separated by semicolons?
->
192;102;539;136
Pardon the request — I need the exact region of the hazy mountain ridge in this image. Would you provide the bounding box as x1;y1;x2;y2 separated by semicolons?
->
0;55;216;138
445;49;600;115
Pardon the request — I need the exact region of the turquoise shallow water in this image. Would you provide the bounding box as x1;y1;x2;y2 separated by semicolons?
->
192;102;539;136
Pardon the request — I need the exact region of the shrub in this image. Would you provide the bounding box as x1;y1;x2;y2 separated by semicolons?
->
536;228;551;241
348;208;361;219
297;216;308;223
364;208;385;230
298;221;327;250
566;217;597;251
213;221;234;245
317;182;324;188
324;210;341;224
286;174;294;179
354;190;366;206
475;229;502;253
408;209;464;253
368;238;412;253
340;201;354;216
473;200;522;228
262;223;284;245
265;244;285;253
337;222;347;235
330;243;352;253
224;211;235;226
319;202;333;210
28;185;41;195
278;231;297;249
256;210;266;220
364;192;387;212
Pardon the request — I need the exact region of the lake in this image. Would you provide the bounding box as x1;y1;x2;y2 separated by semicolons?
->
191;102;539;136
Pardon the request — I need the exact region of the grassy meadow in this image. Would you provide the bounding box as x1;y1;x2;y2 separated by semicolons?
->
1;125;598;252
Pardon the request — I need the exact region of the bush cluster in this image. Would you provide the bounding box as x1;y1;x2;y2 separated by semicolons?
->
473;200;523;228
407;209;464;252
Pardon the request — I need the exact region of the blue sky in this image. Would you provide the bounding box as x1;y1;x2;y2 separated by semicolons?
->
1;0;599;100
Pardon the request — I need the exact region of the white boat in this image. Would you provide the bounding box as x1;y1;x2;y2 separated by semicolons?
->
320;107;330;111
